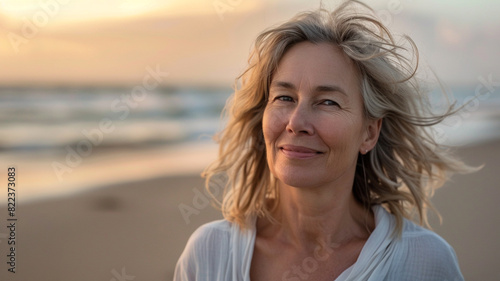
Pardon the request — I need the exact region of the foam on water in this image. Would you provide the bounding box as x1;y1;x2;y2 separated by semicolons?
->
0;85;498;202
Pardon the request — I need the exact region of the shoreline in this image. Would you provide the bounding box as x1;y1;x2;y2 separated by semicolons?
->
0;140;219;203
0;139;498;280
3;134;500;204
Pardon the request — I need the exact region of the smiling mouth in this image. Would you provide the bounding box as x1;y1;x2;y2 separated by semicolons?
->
279;145;323;159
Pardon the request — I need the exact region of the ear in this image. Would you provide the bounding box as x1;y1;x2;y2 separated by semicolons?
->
360;118;382;155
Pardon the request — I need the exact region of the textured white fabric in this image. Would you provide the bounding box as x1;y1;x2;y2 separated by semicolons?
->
173;205;464;281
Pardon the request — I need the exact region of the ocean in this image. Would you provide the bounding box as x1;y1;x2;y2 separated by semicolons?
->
0;85;498;201
0;86;231;152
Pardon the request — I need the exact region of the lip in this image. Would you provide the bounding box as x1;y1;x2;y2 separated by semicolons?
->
279;144;323;159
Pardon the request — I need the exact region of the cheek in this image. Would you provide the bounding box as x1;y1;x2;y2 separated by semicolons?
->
262;107;287;144
317;115;364;152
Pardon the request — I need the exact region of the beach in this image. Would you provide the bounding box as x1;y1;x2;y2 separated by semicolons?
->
1;0;498;279
0;139;499;281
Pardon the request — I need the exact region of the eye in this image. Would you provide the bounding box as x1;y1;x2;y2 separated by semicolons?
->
320;99;340;107
275;95;294;102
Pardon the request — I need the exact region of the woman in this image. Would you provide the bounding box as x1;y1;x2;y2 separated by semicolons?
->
174;1;472;280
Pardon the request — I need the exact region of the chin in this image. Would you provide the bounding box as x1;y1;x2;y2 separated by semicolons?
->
274;169;324;189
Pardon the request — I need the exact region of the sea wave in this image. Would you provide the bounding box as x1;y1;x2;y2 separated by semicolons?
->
0;85;498;202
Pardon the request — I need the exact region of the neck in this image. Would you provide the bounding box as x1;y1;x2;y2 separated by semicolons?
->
271;180;374;251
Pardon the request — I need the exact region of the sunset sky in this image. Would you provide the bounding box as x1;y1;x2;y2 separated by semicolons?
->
0;0;498;87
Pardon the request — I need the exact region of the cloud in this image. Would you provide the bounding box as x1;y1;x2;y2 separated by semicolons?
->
0;0;498;86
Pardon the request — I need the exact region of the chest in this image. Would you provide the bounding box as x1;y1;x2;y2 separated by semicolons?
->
250;238;364;281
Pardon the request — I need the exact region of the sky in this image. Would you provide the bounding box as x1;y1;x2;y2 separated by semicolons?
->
0;0;498;87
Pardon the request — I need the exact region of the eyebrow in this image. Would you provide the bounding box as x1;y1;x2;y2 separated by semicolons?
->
270;80;347;96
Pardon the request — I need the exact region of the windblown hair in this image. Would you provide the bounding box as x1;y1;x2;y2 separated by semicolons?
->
203;0;473;235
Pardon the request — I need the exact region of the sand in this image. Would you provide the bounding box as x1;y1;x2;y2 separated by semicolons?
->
0;140;499;281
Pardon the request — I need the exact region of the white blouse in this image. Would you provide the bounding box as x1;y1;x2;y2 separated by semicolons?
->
173;205;464;281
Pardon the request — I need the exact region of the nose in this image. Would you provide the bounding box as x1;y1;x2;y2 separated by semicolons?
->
286;103;314;135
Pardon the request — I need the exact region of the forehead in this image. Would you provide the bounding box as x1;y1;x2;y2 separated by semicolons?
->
272;42;360;93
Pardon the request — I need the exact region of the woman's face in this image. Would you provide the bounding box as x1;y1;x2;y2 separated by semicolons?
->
263;41;380;189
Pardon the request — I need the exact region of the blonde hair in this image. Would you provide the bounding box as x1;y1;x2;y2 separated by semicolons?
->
203;0;473;235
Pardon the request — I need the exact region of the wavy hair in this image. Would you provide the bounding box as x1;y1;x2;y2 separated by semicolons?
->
202;0;474;235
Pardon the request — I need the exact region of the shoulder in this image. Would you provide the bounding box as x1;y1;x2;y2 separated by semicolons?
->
177;219;233;263
173;220;236;281
186;219;233;249
389;219;464;281
400;220;458;261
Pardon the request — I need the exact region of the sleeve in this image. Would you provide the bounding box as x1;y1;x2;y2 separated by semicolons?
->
173;226;203;281
173;221;231;281
394;232;464;281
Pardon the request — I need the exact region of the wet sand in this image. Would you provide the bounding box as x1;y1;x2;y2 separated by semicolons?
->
1;140;499;281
